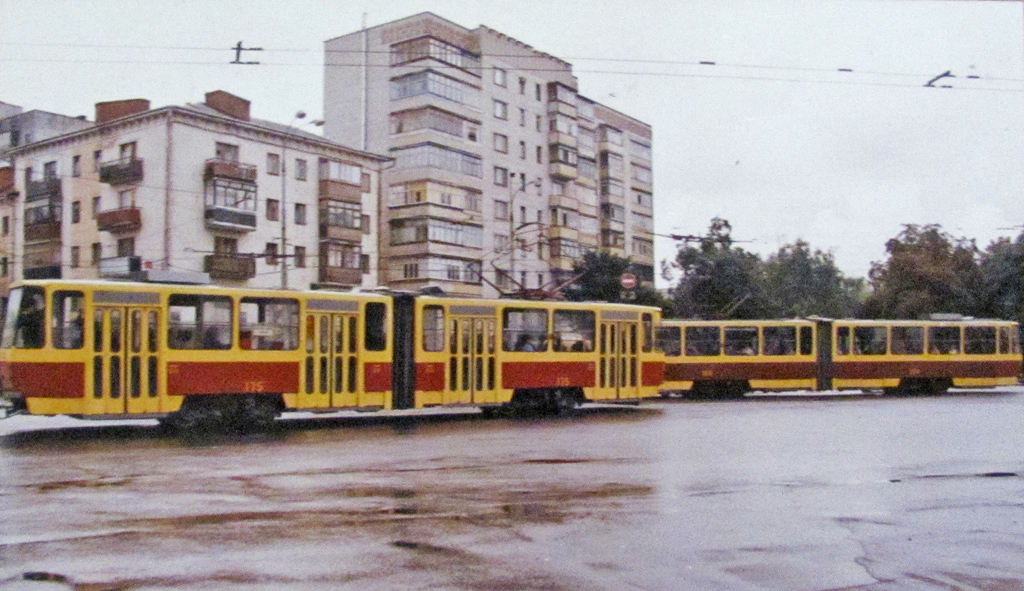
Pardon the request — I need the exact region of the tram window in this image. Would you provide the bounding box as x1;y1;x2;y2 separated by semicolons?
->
836;326;850;355
724;327;758;356
891;326;924;355
52;291;84;349
685;326;720;356
762;326;796;356
3;287;45;349
168;294;232;350
927;326;960;355
365;302;387;351
854;326;887;355
419;309;444;350
656;326;681;357
239;298;299;350
799;326;813;355
641;314;654;352
503;308;547;352
552;310;594;352
964;326;996;355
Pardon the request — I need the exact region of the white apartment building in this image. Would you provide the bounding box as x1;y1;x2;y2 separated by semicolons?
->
2;91;388;292
324;12;654;298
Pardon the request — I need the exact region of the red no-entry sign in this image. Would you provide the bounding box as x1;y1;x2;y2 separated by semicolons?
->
620;273;637;289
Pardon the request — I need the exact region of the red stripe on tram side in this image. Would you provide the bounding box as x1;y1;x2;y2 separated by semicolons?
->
2;362;85;398
665;360;817;382
166;362;299;396
415;362;446;392
834;359;1022;380
642;361;666;386
364;362;393;392
502;361;596;389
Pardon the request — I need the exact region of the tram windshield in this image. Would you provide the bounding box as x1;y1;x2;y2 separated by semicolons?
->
1;286;46;349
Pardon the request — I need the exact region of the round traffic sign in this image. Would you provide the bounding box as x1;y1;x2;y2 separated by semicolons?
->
620;273;637;289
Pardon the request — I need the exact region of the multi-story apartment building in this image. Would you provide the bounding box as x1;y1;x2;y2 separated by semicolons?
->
0;103;93;159
324;12;654;297
2;91;388;292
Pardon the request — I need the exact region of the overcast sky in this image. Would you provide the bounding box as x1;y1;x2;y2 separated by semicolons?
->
1;0;1022;286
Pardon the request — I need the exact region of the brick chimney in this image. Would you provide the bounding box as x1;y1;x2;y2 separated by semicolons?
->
204;91;250;121
95;99;151;124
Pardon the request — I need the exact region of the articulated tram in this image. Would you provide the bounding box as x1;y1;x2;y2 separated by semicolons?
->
658;317;1021;397
0;280;664;428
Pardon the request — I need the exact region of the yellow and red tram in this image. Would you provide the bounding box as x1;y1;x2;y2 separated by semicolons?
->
657;317;1020;397
0;280;664;427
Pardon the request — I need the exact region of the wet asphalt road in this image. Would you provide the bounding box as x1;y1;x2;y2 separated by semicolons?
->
3;388;1024;591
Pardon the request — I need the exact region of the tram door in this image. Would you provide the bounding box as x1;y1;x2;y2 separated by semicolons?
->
92;306;161;415
596;319;641;400
303;312;359;409
447;315;497;404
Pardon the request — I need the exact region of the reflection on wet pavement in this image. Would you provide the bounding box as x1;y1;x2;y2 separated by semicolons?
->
3;390;1024;589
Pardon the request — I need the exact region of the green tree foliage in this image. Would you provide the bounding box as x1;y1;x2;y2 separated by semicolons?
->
978;233;1024;323
668;218;770;319
863;224;982;319
762;240;862;318
565;251;672;310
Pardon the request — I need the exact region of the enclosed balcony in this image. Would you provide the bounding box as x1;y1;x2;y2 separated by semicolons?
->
23;243;62;279
319;179;362;203
25;178;61;202
24;220;61;242
99;157;144;185
203;254;256;280
205;159;257;182
318;266;363;286
96;207;142;233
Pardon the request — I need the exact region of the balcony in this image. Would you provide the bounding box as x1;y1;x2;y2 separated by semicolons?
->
319;179;362;203
99;157;144;185
318;266;363;286
98;256;142;278
204;206;257;232
205;159;258;182
320;223;364;243
25;178;61;202
549;162;578;180
204;254;256;281
96;207;142;233
547;225;580;242
23;243;61;279
24;219;61;242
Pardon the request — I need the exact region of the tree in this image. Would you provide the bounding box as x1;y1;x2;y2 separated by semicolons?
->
863;224;982;319
668;218;770;319
564;251;671;310
762;240;862;318
978;233;1024;322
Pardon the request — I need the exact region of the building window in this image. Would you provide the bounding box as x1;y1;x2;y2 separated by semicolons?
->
267;153;281;176
403;263;419;279
265;242;279;265
2;216;8;236
266;199;280;221
519;108;526;127
93;150;102;172
493;100;508;120
391;143;482;178
550;145;578;166
390;70;480;107
519;77;526;94
70;246;80;269
536;115;543;132
320;160;362;184
494;166;508;186
43;161;57;179
535;83;542;101
71;155;81;178
536;146;543;164
71;201;81;224
92;196;101;218
215;142;239;162
0;257;7;277
390;36;481;75
294;203;307;225
389;218;483;248
493;133;508;153
91;243;101;265
323;201;363;230
493;67;507;86
519;141;527;160
295;159;307;180
294;246;306;268
494;200;509;221
214;236;238;254
119;142;137;160
117;237;135;257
